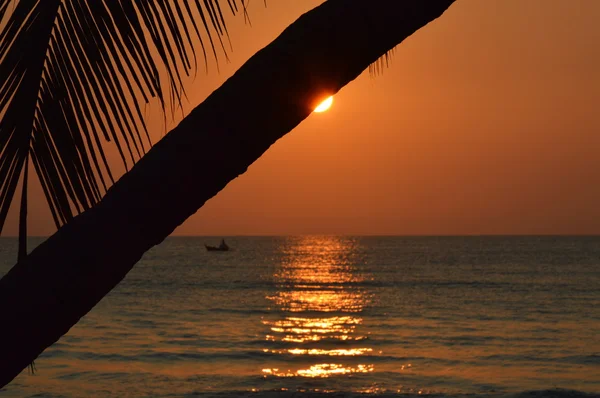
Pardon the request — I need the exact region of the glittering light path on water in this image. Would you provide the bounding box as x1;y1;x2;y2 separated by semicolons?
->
261;236;375;379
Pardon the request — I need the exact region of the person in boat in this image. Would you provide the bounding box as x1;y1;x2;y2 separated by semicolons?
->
219;239;228;250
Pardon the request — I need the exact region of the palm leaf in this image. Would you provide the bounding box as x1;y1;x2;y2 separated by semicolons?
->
0;0;245;257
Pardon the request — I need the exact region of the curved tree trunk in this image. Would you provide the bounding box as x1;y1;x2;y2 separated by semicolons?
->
0;0;455;387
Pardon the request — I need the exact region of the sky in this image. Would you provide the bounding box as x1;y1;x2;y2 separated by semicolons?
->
5;0;600;236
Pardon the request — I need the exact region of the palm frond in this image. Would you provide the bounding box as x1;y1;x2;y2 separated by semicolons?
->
369;47;397;76
0;0;246;255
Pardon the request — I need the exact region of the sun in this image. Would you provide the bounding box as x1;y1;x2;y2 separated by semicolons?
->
314;96;334;113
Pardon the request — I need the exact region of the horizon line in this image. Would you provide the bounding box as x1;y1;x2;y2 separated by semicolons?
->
2;233;599;238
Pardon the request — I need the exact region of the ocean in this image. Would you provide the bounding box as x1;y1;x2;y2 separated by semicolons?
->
0;236;598;397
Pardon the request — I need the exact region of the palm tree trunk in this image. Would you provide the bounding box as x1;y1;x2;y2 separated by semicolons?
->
0;0;455;387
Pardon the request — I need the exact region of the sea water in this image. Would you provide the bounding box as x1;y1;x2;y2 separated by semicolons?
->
0;236;598;397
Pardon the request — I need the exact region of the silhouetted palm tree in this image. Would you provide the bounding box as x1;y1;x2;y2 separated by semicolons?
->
0;0;455;387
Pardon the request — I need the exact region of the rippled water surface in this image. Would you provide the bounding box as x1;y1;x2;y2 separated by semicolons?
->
1;236;599;397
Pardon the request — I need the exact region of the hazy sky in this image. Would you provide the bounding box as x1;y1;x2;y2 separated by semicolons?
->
6;0;600;236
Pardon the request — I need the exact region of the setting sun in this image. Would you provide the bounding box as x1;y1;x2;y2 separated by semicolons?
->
314;96;333;113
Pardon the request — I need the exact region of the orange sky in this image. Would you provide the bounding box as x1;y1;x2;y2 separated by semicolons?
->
6;0;600;236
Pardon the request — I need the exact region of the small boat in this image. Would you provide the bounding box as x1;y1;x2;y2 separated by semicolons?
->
205;239;229;252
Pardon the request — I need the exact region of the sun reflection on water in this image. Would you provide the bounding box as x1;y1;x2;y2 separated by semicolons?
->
262;236;373;379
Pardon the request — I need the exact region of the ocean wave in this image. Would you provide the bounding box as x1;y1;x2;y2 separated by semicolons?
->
170;389;598;398
479;354;600;365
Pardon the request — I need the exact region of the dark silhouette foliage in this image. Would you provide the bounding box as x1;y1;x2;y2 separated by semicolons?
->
0;0;247;257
